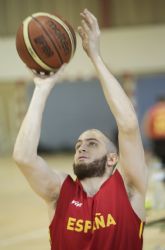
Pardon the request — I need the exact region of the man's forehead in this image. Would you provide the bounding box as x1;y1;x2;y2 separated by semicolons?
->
77;130;116;153
78;130;105;141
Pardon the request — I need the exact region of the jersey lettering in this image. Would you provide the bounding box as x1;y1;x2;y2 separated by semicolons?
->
66;213;116;233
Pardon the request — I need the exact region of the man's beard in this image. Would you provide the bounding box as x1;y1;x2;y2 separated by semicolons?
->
73;155;107;180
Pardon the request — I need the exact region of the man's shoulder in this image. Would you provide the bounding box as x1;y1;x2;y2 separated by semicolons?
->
59;173;77;190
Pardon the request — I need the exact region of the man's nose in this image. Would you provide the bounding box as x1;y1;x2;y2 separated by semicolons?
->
78;144;87;153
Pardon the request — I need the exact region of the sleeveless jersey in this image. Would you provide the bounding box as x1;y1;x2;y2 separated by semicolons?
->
49;170;144;250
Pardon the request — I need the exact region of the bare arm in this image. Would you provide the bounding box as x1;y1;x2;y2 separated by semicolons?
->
13;66;67;203
78;9;148;194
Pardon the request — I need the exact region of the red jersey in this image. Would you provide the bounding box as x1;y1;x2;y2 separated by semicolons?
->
49;170;144;250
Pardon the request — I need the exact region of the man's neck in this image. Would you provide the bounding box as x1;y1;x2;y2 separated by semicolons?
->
80;170;113;197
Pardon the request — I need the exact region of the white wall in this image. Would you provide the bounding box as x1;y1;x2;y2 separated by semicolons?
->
0;24;165;80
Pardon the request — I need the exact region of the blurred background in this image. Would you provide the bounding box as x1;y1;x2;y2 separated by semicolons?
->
0;0;165;249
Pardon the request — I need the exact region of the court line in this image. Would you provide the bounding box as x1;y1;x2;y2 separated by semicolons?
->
0;228;47;247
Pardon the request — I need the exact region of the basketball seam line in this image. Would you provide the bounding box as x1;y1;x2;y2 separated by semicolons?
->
26;17;45;68
32;16;63;66
23;17;54;71
33;12;75;59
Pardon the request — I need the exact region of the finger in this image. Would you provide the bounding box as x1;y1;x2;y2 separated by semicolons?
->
77;26;86;39
80;12;86;18
81;10;94;29
33;73;48;82
30;68;50;78
81;19;90;34
84;9;97;22
83;9;100;32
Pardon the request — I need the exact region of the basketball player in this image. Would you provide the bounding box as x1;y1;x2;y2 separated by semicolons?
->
143;96;165;168
13;9;148;250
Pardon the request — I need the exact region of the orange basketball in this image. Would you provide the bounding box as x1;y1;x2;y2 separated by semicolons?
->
16;12;76;74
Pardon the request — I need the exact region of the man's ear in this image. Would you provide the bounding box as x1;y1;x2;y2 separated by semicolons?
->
107;153;118;167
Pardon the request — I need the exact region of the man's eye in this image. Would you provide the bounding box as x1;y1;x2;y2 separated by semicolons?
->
75;144;80;150
89;141;97;147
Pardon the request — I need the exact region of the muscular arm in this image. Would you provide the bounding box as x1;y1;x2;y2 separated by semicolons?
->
78;9;148;194
92;56;148;193
13;67;67;203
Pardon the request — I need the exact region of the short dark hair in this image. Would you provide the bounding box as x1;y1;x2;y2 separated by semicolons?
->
86;129;117;154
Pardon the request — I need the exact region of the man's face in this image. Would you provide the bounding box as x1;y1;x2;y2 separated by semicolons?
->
73;130;108;180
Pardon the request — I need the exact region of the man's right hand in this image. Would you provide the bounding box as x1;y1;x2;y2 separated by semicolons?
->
33;64;67;91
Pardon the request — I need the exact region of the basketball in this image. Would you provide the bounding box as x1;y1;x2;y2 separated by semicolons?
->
16;12;76;74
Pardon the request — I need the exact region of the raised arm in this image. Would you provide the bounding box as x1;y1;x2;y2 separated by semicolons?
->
78;9;148;194
13;66;67;203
